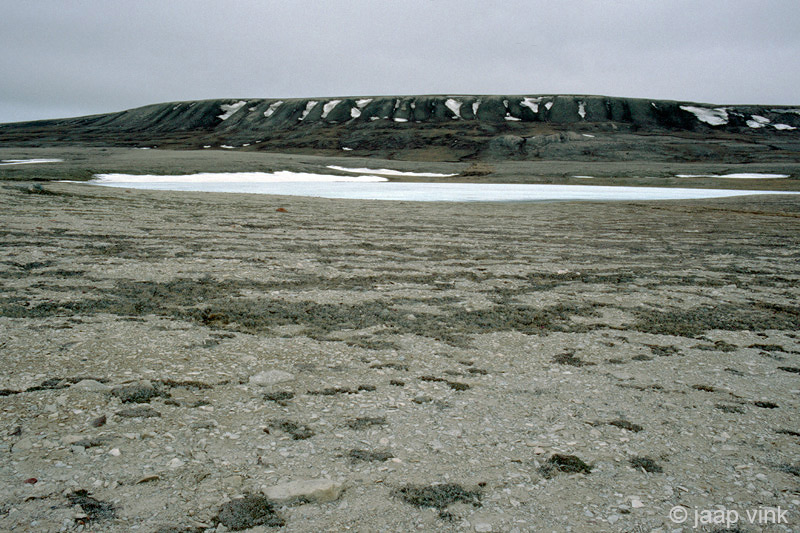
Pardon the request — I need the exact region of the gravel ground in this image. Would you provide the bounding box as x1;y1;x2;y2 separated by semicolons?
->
0;180;798;532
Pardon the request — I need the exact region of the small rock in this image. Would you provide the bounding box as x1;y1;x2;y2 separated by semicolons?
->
262;478;344;504
71;379;111;392
90;415;107;428
109;448;121;456
249;370;295;387
167;458;184;469
215;494;284;530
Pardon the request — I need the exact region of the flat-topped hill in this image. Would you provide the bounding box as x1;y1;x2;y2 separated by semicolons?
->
1;95;799;163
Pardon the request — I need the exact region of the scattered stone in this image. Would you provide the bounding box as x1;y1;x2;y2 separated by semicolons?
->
539;454;593;478
90;414;107;427
116;406;161;418
249;370;295;387
629;456;663;473
263;478;344;504
215;494;284;530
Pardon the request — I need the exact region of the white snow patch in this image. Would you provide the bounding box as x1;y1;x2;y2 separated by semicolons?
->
572;175;595;179
220;145;234;149
545;101;553;110
445;98;462;118
94;172;388;184
0;158;63;166
472;101;481;116
773;123;796;130
326;165;457;177
582;134;595;138
342;147;353;151
676;173;789;179
771;108;800;115
356;98;372;108
370;116;380;121
747;115;771;128
350;108;362;118
263;101;284;118
321;100;341;119
393;117;408;122
520;97;543;114
218;101;246;121
298;101;318;121
503;99;509;108
504;115;521;121
578;102;586;120
680;105;729;126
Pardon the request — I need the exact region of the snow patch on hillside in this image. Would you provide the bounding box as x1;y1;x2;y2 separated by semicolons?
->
680;105;729;126
218;101;247;120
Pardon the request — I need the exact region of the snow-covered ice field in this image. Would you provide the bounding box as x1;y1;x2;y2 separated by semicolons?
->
88;171;800;202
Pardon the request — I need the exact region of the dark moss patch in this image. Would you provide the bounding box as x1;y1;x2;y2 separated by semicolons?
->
72;436;112;449
357;384;377;392
777;429;800;437
0;388;20;396
268;419;314;440
539;454;593;478
778;366;800;374
629;456;663;473
264;391;294;406
748;343;785;352
347;416;387;430
694;340;738;352
307;386;355;396
608;419;643;432
778;464;800;477
754;401;779;409
393;483;481;510
67;490;116;521
160;379;213;390
115;406;161;418
466;367;488;375
645;344;681;357
348;449;394;462
553;351;595;367
716;404;745;414
215;494;284;530
370;362;409;371
25;377;70;392
111;382;167;403
389;379;405;386
633;303;800;337
692;384;716;392
724;368;744;376
606;358;626;364
631;354;653;361
418;375;470;390
412;396;433;404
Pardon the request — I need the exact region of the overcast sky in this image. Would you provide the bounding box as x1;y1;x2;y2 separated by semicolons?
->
1;0;799;123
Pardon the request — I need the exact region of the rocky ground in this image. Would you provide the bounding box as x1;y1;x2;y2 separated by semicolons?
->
1;179;799;532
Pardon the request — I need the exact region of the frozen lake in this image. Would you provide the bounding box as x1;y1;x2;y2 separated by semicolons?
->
89;172;798;202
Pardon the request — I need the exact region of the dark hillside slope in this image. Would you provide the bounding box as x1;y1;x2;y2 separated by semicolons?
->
1;95;799;163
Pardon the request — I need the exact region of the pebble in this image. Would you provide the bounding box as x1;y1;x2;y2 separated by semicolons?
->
249;370;295;387
262;478;344;503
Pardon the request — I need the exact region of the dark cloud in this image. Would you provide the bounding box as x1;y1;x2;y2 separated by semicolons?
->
2;0;799;123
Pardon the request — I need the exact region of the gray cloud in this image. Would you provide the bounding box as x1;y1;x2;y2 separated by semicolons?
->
2;0;799;123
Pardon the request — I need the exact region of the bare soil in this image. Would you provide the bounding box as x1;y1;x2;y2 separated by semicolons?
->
1;172;799;531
